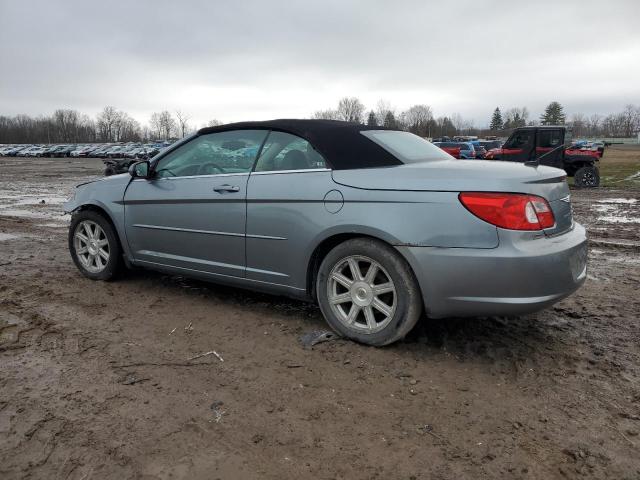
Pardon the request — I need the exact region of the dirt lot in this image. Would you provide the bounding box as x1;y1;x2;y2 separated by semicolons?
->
1;153;639;479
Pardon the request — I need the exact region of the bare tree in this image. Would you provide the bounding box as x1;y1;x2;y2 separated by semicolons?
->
620;104;640;137
375;100;395;127
401;105;433;136
97;106;122;142
149;112;163;140
149;111;176;140
336;97;365;123
312;109;339;120
205;119;222;128
503;107;529;129
117;113;142;142
569;113;587;137
175;110;191;138
587;113;602;136
53;109;80;142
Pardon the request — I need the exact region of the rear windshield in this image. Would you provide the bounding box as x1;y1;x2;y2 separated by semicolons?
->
360;130;452;163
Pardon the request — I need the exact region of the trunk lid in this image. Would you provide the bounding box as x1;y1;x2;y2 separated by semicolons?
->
332;159;573;236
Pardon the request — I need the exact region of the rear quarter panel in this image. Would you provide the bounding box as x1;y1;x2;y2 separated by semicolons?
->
246;170;498;293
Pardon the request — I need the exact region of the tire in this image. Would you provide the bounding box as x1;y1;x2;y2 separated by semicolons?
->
574;166;600;188
104;166;116;176
316;238;422;346
68;210;122;281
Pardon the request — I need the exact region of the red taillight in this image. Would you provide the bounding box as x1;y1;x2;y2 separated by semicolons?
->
459;192;555;230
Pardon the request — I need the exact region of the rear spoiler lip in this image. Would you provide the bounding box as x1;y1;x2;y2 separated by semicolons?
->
524;175;567;184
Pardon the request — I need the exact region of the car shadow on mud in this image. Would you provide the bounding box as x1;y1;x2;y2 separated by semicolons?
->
119;268;570;367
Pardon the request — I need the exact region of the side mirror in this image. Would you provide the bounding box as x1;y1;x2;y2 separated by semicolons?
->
129;160;151;178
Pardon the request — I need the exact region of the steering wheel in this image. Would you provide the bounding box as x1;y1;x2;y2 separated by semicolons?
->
199;162;225;175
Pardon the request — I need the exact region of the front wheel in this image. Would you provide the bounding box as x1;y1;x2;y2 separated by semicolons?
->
574;166;600;188
316;238;422;346
68;211;121;280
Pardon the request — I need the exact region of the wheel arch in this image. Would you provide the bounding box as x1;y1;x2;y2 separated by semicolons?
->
305;228;415;301
71;203;128;260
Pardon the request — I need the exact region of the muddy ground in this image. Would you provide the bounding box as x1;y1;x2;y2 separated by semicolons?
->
0;156;639;479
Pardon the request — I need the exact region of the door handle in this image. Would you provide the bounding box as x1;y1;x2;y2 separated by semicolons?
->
213;184;240;193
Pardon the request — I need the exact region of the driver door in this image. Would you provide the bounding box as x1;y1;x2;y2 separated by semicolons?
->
535;128;564;168
123;130;268;278
501;129;535;163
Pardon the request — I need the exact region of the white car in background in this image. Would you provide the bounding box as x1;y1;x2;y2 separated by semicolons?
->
17;146;46;157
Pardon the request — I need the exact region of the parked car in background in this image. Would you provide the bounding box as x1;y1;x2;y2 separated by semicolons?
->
0;145;23;156
39;145;60;156
55;145;77;157
71;145;89;157
17;146;46;157
478;140;503;152
89;146;111;157
65;119;587;346
77;145;100;157
472;144;487;159
433;142;476;159
433;142;461;158
104;145;127;158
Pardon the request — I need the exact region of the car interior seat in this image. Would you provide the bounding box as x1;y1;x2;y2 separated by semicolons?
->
279;149;310;170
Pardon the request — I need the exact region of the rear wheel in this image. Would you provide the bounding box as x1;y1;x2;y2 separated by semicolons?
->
316;238;422;346
104;166;116;176
69;211;121;280
574;166;600;188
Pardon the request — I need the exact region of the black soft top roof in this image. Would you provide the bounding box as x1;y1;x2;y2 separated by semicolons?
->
197;119;402;170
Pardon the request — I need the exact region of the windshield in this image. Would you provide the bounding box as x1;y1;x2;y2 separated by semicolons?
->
360;130;452;163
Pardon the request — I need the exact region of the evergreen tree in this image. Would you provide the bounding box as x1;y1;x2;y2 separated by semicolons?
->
489;107;503;131
540;101;566;125
383;111;397;129
366;110;378;127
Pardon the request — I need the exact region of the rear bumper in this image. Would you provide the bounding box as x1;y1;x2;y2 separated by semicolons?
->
397;223;587;318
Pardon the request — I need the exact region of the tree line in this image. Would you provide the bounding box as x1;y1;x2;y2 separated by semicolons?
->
488;102;640;138
1;100;638;144
315;98;640;139
0;107;222;144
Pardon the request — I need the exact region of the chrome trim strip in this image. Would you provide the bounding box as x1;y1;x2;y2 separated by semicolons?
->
133;223;286;240
246;233;287;240
138;250;244;272
251;168;331;175
245;266;289;278
133;224;244;237
133;172;249;182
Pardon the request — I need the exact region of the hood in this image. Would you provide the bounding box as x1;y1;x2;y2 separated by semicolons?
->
75;173;129;188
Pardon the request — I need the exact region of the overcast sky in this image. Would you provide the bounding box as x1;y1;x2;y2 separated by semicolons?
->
1;0;638;127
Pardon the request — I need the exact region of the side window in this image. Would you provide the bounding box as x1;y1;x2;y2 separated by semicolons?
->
154;130;268;178
537;129;562;148
504;131;534;149
254;131;327;172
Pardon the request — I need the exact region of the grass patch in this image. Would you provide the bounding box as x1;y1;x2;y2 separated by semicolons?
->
567;145;640;188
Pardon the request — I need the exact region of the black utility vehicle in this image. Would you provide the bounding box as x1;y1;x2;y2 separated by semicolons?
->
485;126;601;187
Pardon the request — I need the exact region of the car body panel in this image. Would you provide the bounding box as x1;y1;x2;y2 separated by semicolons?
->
122;173;250;278
64;123;587;319
398;223;587;317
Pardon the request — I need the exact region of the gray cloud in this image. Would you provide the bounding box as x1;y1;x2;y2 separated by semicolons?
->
1;0;638;127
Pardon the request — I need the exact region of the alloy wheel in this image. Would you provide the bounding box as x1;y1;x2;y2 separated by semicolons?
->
73;220;110;273
327;255;397;334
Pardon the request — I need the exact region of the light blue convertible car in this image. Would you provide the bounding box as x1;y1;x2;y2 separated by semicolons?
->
65;120;587;345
